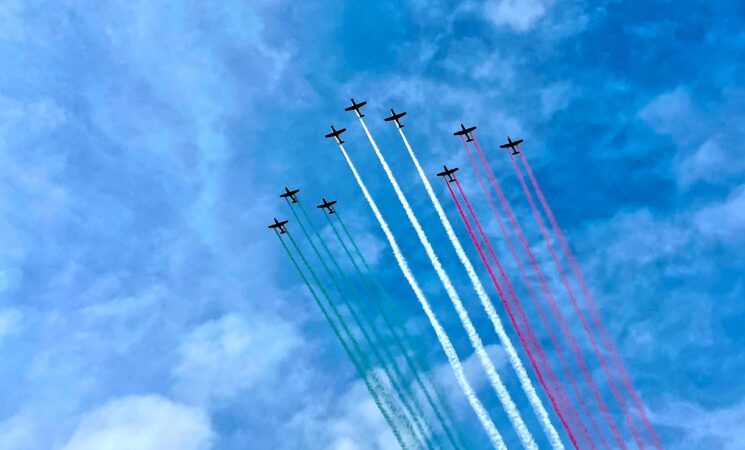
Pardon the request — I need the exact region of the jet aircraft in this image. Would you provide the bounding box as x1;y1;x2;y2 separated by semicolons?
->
453;123;477;142
499;136;524;155
436;165;459;183
316;197;338;214
325;125;347;145
384;109;407;129
268;217;289;234
279;186;300;203
344;98;367;118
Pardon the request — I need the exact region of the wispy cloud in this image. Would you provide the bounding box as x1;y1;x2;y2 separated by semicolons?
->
62;395;213;450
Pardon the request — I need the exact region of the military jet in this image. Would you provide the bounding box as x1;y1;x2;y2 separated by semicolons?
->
453;123;477;142
279;186;300;203
316;197;338;214
384;109;407;129
268;217;289;234
325;125;347;145
499;136;524;155
344;98;367;118
436;165;459;183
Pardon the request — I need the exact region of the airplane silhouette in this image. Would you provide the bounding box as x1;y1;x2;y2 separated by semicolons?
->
316;197;338;214
436;165;459;183
384;108;407;129
268;217;289;234
453;123;477;142
279;186;300;203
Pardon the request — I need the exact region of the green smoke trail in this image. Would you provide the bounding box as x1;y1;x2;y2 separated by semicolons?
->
335;209;469;450
287;200;424;449
277;230;409;450
295;200;440;449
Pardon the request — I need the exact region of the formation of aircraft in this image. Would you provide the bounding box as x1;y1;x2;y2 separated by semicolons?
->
384;109;407;129
453;123;477;142
316;197;338;214
325;125;347;145
268;217;289;234
344;98;367;118
279;186;300;203
272;102;527;236
499;136;523;155
436;165;459;183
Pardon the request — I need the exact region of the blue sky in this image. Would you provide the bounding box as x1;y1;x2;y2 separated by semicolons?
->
0;0;743;449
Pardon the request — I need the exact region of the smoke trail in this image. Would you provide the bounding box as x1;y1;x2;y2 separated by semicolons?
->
276;230;410;450
328;211;465;450
335;215;470;450
446;177;590;450
292;200;434;448
394;126;564;450
336;141;507;450
460;138;610;449
287;201;426;448
334;210;469;450
516;152;663;449
467;136;628;449
504;148;645;449
357;118;536;450
457;141;610;450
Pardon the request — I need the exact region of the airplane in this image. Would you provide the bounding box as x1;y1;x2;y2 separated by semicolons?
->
268;217;289;234
453;123;477;142
325;125;347;145
316;197;338;214
384;108;407;129
436;165;459;183
499;136;524;155
344;98;367;118
279;186;300;203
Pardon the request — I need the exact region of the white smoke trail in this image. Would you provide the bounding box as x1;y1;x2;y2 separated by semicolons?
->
397;127;565;450
356;117;536;450
336;142;507;450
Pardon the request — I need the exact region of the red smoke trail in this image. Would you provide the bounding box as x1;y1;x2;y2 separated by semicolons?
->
454;177;610;450
517;151;663;450
444;178;586;450
466;137;628;450
505;149;645;449
460;139;610;449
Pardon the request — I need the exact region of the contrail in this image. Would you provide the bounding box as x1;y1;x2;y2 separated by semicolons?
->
287;200;428;448
356;117;537;450
445;177;589;450
506;149;645;449
335;141;507;450
334;213;470;450
459;137;611;450
466;136;627;449
277;230;411;450
394;125;565;450
516;151;663;449
328;210;465;450
292;200;435;449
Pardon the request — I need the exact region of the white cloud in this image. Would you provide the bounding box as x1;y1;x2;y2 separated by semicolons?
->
674;137;745;188
639;87;745;187
655;398;745;449
695;185;745;242
0;307;22;342
483;0;553;32
540;82;572;118
62;395;213;450
172;313;301;406
325;381;401;450
0;415;38;450
675;138;728;187
638;87;695;137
